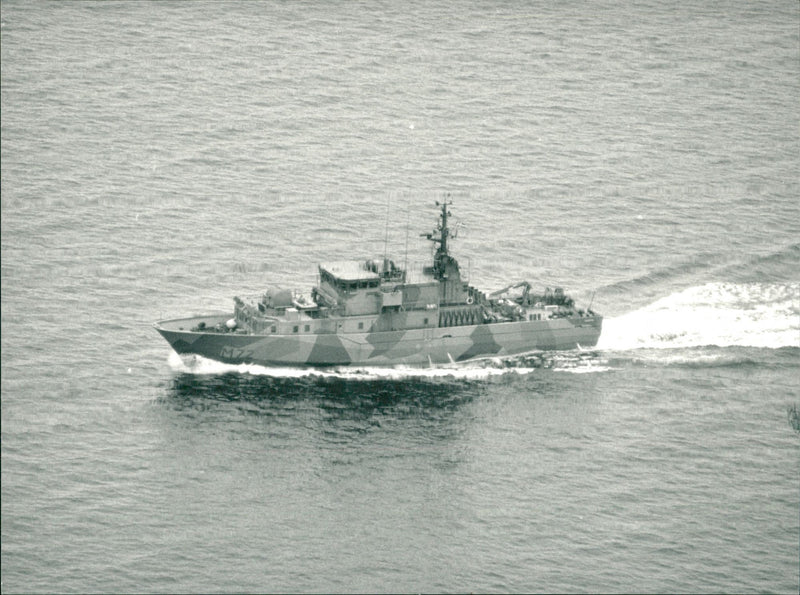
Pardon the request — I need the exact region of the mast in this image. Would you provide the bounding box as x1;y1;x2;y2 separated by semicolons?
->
438;200;450;257
423;199;455;280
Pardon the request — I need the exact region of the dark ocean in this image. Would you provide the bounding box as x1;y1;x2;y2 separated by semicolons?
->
1;1;798;592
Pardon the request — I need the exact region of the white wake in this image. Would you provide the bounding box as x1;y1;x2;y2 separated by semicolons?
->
597;282;799;351
167;351;540;381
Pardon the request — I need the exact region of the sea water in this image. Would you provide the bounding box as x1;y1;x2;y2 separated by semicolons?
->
2;0;798;592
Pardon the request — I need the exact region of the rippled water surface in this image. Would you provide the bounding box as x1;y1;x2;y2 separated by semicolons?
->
2;0;798;592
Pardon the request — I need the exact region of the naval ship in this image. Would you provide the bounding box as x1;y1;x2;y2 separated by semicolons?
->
155;201;602;367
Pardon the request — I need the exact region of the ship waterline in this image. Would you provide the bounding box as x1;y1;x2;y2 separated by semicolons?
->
155;313;602;367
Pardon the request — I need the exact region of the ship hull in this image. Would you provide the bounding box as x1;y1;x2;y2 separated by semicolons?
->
155;313;603;367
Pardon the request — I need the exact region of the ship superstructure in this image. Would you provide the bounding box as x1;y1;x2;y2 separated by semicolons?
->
155;202;602;366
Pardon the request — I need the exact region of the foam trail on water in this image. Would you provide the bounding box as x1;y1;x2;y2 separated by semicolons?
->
597;282;799;351
167;350;540;381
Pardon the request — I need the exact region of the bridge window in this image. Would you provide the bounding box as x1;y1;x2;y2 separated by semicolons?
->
293;325;299;333
424;317;429;325
358;322;364;330
304;324;310;332
271;325;277;333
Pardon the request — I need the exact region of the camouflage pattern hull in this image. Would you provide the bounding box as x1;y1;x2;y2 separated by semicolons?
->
155;313;603;367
